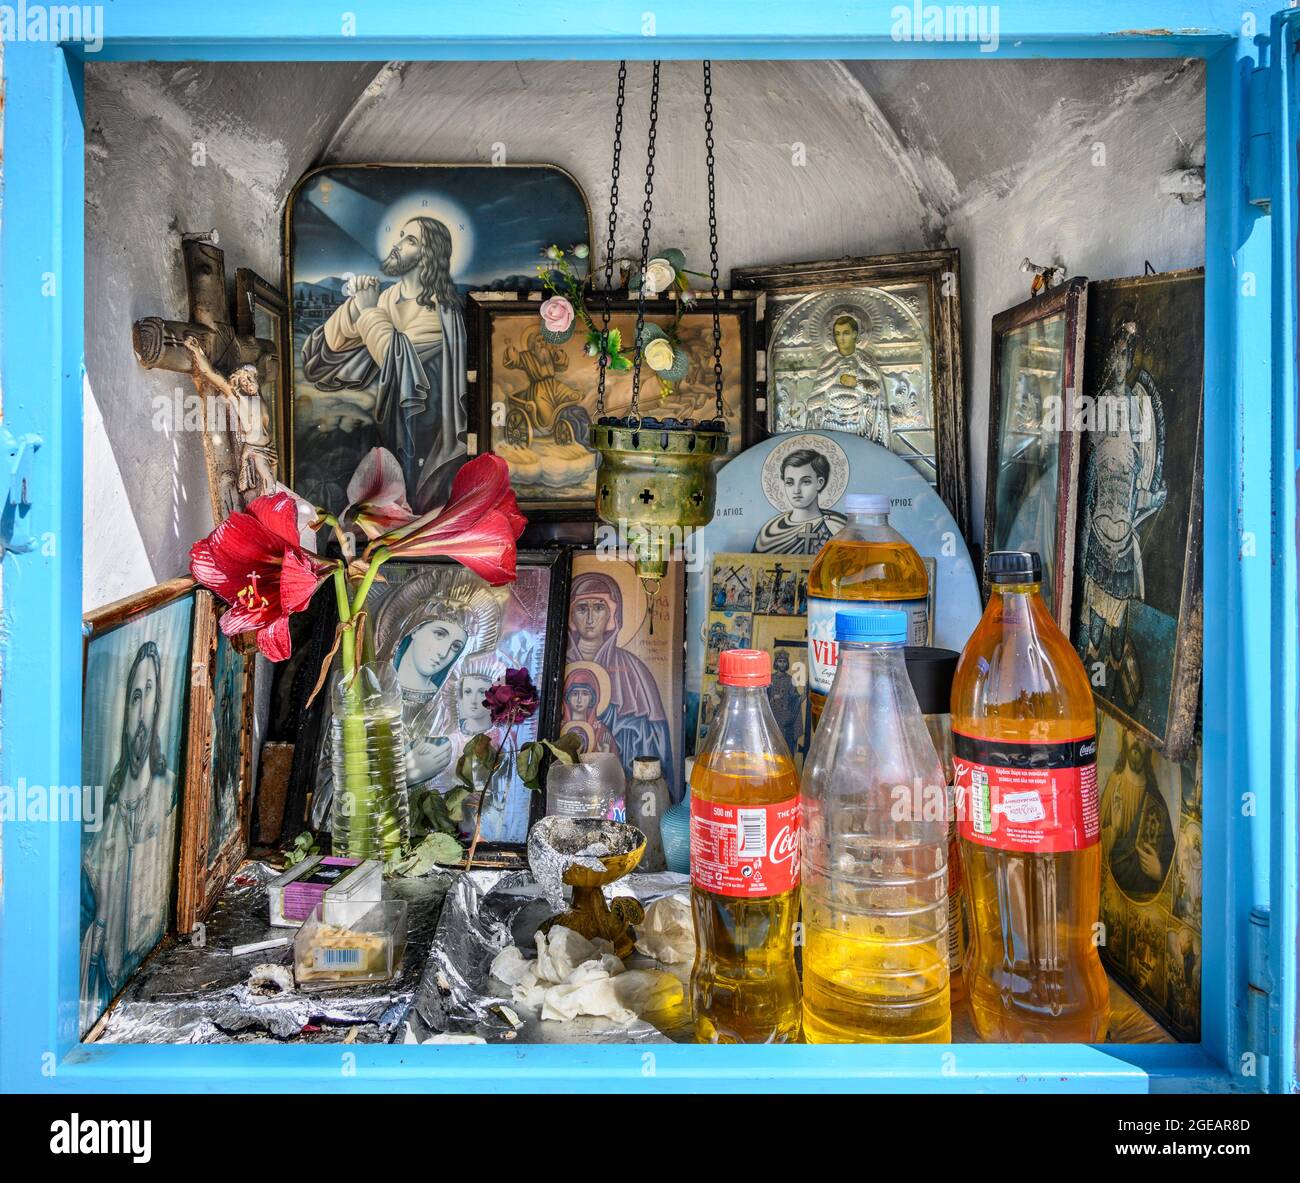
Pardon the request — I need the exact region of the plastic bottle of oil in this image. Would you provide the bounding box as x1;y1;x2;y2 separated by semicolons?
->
952;550;1110;1043
801;610;950;1043
904;645;968;1002
807;494;929;730
690;649;802;1043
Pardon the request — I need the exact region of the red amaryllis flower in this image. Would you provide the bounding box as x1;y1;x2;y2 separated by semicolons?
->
189;493;336;661
377;454;527;585
483;667;540;727
342;447;415;540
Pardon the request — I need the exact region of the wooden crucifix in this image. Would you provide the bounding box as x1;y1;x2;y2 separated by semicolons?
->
132;233;281;524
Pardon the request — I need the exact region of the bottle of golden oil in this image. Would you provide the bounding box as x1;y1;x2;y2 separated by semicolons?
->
953;550;1110;1042
807;494;929;730
690;650;802;1044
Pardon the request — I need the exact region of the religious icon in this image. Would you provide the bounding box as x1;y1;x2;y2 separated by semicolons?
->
985;278;1088;625
704;611;753;675
301;217;470;513
308;557;566;850
1096;710;1202;1040
1070;269;1203;761
234;267;291;475
684;430;983;752
560;662;619;757
562;556;685;801
80;582;195;1035
177;593;254;934
1100;725;1176;903
732;250;969;534
207;633;247;868
288;164;592;513
753;434;850;555
698;553;813;769
475;299;759;512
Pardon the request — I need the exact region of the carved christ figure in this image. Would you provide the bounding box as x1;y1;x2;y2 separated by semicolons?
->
184;337;278;516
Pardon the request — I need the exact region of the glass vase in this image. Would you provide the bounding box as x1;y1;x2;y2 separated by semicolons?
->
329;660;409;862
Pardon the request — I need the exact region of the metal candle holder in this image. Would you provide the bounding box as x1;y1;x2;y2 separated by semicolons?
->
594;415;729;581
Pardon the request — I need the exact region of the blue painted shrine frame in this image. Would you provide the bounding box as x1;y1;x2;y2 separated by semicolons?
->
0;1;1295;1094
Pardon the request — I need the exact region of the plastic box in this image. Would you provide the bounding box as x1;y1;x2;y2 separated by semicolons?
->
267;856;384;928
292;901;409;987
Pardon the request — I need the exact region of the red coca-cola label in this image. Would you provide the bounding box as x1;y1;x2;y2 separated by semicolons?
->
690;796;800;897
953;732;1099;853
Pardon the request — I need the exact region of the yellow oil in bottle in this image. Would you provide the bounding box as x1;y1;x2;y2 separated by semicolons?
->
807;496;928;730
691;652;803;1045
799;613;950;1044
953;554;1110;1043
802;927;952;1043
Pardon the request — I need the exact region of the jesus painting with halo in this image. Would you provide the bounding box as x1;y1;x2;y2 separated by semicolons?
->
302;215;468;512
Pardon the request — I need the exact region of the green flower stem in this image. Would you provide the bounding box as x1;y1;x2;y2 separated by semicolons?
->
315;511;352;561
334;567;373;859
334;551;406;863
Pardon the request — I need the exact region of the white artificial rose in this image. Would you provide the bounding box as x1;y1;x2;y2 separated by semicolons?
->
642;257;676;296
643;337;676;372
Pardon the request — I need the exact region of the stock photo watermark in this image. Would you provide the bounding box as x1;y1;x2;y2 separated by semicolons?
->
0;2;103;52
890;3;1000;54
0;779;105;831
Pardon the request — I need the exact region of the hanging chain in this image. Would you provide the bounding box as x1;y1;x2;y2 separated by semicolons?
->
596;61;628;419
628;60;661;423
703;60;724;423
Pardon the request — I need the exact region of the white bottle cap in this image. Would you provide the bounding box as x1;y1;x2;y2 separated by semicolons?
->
632;757;663;780
844;493;889;514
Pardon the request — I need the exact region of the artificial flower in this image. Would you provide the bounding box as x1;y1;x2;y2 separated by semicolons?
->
584;327;632;370
378;454;526;584
189;492;336;661
572;243;590;259
483;667;540;727
539;296;576;335
341;447;414;539
544;244;564;261
641;256;677;296
643;337;676;372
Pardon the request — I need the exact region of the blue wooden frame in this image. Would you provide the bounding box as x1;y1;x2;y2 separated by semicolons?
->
1;0;1294;1094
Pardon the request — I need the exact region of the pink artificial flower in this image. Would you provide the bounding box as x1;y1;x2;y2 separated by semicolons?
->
539;296;575;335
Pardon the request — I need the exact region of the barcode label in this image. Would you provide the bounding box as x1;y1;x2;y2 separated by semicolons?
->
971;768;992;836
736;808;766;856
320;947;361;967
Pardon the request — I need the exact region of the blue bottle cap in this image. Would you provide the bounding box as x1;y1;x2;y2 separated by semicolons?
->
835;608;907;644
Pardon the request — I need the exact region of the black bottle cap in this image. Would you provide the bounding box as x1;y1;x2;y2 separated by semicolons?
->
904;646;960;715
986;550;1043;585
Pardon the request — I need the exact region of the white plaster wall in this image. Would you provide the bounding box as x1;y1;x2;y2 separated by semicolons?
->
83;57;1204;601
82;61;380;611
845;59;1205;531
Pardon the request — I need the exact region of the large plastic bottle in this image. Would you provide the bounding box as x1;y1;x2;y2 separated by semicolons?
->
904;645;968;1002
807;493;929;729
952;550;1110;1042
690;649;802;1043
801;610;951;1043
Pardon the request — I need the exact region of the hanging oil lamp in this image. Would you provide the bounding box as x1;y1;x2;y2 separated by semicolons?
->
592;61;730;590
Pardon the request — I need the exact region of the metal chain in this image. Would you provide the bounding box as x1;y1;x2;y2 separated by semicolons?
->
703;60;724;422
629;60;661;422
596;60;627;418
